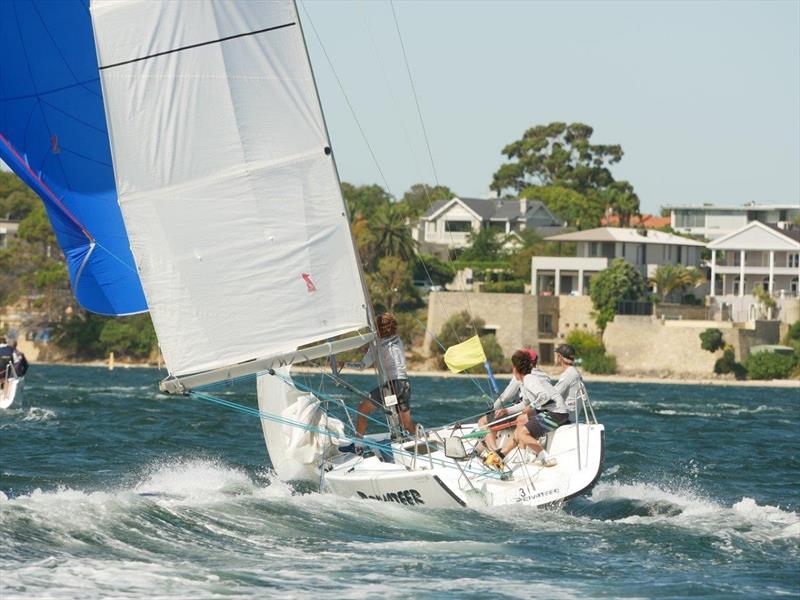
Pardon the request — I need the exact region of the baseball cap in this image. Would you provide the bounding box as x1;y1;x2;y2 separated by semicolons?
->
555;343;575;361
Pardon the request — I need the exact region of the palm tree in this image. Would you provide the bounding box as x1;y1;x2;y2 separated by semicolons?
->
649;264;685;302
371;206;416;263
649;264;706;302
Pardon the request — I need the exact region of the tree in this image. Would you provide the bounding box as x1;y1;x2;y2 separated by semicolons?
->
589;258;645;331
491;122;623;195
699;328;725;353
397;183;454;218
367;256;419;312
413;254;455;287
460;228;504;262
598;181;640;227
341;182;392;223
0;171;38;220
649;264;705;303
521;185;603;230
371;205;416;263
753;285;777;319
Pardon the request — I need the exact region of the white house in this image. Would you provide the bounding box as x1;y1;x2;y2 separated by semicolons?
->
413;196;562;256
706;222;799;323
531;227;706;296
707;221;799;298
665;202;799;240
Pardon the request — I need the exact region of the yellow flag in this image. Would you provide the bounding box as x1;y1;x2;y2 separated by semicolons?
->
444;335;487;373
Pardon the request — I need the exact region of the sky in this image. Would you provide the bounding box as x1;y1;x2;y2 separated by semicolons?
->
297;0;800;212
2;1;797;214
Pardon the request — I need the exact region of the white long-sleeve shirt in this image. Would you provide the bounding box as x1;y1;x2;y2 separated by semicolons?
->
493;368;566;414
552;365;582;413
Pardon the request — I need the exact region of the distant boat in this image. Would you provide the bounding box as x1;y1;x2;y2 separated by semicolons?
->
2;0;603;507
0;363;25;410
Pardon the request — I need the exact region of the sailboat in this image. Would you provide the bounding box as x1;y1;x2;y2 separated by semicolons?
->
2;0;603;508
0;360;25;410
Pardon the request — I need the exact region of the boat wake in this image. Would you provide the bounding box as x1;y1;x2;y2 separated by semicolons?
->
569;480;800;543
2;457;798;599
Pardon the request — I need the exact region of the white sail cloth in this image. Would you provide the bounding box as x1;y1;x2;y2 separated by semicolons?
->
91;0;368;378
280;395;347;464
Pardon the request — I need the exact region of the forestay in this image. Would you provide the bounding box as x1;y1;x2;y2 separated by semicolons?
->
91;0;369;379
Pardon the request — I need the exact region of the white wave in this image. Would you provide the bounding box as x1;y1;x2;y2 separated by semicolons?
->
0;407;57;428
133;458;256;504
590;481;799;543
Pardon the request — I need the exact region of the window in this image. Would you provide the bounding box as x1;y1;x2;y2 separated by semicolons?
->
444;220;472;233
675;210;705;228
788;253;799;268
486;221;506;233
590;242;615;258
791;278;799;295
538;314;553;335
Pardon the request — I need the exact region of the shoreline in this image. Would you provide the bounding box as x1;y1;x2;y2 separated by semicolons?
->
34;360;800;388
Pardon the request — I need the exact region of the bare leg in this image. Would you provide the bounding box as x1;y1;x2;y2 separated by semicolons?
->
476;414;494;452
399;409;414;434
356;400;376;437
498;413;530;457
513;425;545;455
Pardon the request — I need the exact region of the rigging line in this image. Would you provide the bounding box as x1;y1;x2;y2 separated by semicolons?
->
190;390;501;479
387;4;486;347
196;368;387;429
358;1;425;186
298;0;393;196
99;22;297;70
270;368;387;429
408;315;492;401
389;0;438;187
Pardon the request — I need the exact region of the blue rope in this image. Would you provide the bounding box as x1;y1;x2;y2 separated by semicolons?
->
189;390;501;479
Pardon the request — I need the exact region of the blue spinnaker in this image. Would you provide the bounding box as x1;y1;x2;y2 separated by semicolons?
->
0;0;146;316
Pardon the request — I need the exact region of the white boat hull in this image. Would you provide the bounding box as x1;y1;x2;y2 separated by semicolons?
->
0;376;25;410
325;422;604;509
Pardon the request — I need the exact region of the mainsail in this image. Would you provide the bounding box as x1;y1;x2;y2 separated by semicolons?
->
0;1;146;316
90;0;371;382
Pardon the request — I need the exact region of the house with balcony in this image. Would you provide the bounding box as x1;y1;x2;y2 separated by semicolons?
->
530;227;706;296
413;196;563;258
664;202;799;240
706;221;799;323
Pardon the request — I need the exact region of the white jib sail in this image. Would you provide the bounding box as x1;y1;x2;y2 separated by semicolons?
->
257;367;346;482
91;0;369;378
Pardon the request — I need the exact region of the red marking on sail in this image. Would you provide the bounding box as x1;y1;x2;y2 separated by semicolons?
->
301;273;316;293
50;135;61;154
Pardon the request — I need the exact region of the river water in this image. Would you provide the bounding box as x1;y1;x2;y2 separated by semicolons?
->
1;365;798;599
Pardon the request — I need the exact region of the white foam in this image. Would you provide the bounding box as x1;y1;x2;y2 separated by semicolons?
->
133;458;255;503
590;481;800;542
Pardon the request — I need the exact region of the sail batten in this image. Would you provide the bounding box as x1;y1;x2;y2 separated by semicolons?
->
92;0;370;377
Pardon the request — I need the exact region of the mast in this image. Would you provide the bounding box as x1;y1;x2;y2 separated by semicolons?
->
291;0;402;438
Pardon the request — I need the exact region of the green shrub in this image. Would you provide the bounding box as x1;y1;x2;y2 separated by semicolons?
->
482;280;525;293
565;330;604;357
581;352;617;374
700;328;725;352
784;320;800;345
743;351;795;380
